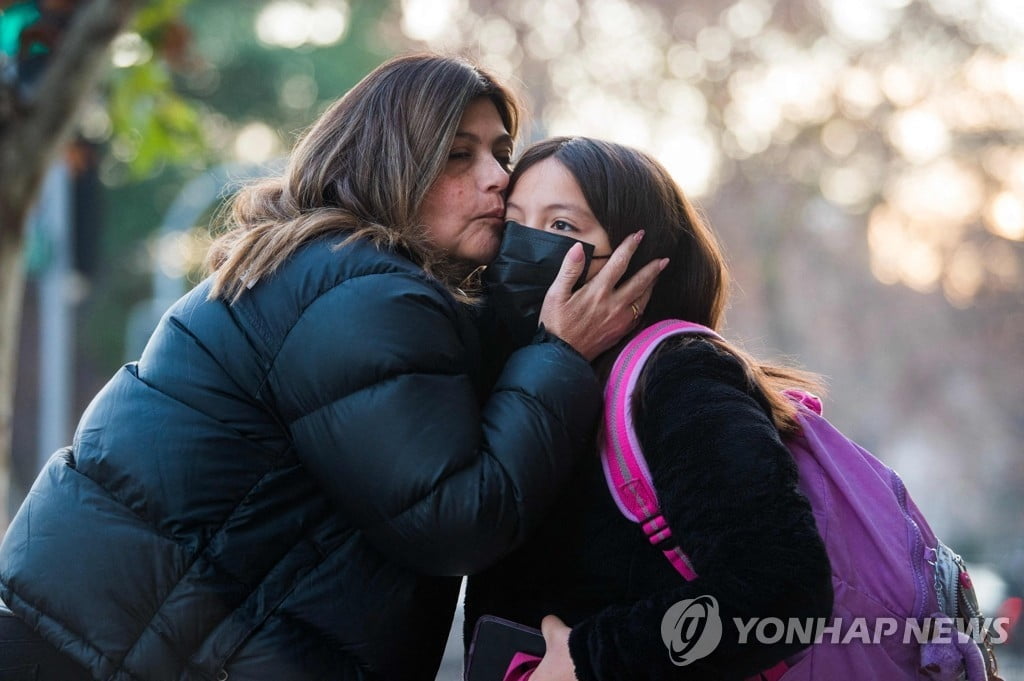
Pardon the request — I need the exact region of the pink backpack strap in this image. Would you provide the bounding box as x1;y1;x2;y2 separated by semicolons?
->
782;388;823;416
600;320;721;581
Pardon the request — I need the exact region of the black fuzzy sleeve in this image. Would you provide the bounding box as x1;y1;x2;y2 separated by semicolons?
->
567;338;832;680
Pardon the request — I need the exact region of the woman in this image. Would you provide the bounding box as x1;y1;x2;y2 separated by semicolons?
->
465;137;833;680
0;58;663;681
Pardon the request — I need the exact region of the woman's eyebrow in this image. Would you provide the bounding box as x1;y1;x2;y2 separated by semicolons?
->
454;132;514;147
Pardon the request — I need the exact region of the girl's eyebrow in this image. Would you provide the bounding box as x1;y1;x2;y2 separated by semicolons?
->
506;200;590;216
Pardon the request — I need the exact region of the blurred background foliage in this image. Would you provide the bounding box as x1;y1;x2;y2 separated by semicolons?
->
7;0;1023;593
70;0;392;371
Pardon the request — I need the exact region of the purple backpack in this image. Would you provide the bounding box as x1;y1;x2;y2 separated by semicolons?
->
601;320;1002;681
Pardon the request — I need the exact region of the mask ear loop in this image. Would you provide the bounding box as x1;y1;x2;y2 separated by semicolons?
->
591;254;612;260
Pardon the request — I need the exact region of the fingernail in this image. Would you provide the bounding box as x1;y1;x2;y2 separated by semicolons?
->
659;258;670;271
634;230;646;242
569;243;585;262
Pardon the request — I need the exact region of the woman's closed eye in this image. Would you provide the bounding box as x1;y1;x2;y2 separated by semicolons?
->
448;149;512;171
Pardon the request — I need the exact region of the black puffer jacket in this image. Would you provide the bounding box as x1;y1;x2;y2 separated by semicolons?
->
0;238;600;681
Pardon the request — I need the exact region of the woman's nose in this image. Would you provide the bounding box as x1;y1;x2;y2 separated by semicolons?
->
482;157;510;193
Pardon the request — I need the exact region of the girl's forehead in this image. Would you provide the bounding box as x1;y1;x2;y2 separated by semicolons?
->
510;158;579;196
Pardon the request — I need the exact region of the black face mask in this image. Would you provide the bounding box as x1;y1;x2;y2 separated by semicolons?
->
483;220;595;342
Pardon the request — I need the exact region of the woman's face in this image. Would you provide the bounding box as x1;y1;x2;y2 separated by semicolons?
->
505;157;613;282
418;97;514;267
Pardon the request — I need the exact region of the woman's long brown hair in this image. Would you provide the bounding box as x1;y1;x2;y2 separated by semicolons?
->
205;54;520;303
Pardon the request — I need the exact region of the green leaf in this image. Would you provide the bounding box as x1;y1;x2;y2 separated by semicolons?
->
133;0;192;36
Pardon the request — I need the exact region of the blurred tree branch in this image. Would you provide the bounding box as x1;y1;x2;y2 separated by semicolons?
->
0;0;140;531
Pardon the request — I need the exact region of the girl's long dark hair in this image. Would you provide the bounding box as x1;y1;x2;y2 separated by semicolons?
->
507;137;822;437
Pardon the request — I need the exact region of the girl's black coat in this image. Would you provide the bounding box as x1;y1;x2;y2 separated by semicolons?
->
465;337;833;681
0;238;600;681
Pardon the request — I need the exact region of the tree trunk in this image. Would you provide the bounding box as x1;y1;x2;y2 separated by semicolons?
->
0;220;26;530
0;0;139;533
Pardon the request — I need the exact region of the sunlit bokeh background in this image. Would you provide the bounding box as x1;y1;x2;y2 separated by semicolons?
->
7;0;1024;670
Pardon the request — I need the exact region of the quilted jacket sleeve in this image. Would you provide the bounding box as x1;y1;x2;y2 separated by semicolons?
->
265;270;601;576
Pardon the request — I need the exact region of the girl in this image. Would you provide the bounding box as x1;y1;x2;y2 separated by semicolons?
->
466;137;833;681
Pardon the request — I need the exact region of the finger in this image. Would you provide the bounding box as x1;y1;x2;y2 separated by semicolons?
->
590;230;644;290
628;287;655;328
541;614;567;641
614;257;668;306
633;283;655;312
544;243;586;304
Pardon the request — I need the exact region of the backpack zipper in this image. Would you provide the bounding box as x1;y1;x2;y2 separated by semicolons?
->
890;470;929;620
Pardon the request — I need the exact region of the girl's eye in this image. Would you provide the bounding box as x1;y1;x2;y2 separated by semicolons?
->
496;153;513;170
448;150;472;161
551;220;577;233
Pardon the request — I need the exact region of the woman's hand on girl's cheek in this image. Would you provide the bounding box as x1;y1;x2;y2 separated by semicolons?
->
538;232;667;361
